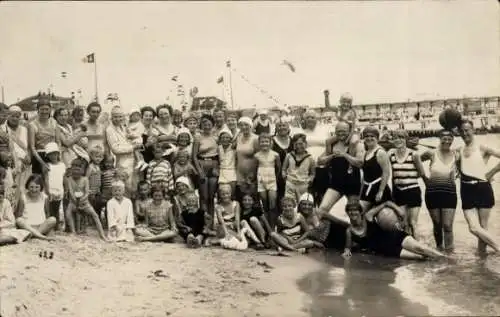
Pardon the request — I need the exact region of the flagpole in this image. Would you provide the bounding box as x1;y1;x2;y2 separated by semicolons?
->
227;60;235;109
1;85;4;103
94;55;99;103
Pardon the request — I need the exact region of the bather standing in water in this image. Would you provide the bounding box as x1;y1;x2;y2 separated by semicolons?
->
457;120;500;255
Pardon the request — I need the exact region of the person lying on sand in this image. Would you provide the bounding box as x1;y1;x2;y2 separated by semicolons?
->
15;175;57;241
342;201;450;260
135;186;178;242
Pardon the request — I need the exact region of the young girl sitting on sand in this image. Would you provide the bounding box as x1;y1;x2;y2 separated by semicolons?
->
172;177;197;219
106;180;135;242
134;181;151;225
65;158;108;241
0;152;16;212
0;186;31;245
282;134;316;198
135;186;178;242
178;192;205;248
15;174;57;241
239;193;269;249
269;196;314;253
342;201;449;260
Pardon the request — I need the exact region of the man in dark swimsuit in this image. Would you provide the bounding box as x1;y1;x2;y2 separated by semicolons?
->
317;121;365;222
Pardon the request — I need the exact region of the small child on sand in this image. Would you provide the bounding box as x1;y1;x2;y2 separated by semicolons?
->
178;192;205;248
135;186;178;242
106;180;135;242
134;181;151;225
65;158;108;241
0;186;31;245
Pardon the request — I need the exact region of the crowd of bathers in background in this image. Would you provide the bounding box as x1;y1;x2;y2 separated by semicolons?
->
0;93;499;259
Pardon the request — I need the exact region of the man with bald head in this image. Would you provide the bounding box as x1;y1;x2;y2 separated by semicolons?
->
317;120;365;220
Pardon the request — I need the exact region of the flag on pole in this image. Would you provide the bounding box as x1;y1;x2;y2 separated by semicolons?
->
225;61;231;68
217;76;224;84
171;75;178;82
82;53;95;63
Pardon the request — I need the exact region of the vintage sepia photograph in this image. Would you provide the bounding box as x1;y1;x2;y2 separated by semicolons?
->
0;1;499;316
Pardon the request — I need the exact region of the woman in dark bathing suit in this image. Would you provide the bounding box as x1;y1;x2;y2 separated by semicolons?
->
342;201;449;260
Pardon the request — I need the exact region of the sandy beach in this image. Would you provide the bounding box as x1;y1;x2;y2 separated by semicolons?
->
0;235;323;317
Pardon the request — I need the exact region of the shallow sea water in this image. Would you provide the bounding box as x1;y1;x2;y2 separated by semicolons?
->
298;134;500;317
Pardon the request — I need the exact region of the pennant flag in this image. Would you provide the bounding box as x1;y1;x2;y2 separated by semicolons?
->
281;59;295;73
217;76;224;84
82;53;95;63
61;72;67;78
282;60;295;72
171;75;178;82
226;61;231;68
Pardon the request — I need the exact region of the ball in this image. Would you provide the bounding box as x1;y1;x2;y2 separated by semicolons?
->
375;207;402;232
439;108;462;130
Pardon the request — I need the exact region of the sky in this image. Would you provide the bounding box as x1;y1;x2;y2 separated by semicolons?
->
0;1;499;112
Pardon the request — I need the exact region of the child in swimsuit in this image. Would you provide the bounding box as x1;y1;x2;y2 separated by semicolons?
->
134;181;152;225
269;196;311;253
254;133;281;227
282;134;316;198
327;93;360;149
178;192;205;248
218;128;237;196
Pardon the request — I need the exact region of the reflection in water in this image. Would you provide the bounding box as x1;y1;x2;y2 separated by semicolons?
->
298;252;429;317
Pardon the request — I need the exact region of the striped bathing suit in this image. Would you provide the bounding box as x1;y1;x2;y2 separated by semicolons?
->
389;149;422;208
424;151;457;210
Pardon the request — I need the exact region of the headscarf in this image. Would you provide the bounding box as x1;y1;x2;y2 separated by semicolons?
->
218;127;233;139
175;176;193;190
238;116;253;127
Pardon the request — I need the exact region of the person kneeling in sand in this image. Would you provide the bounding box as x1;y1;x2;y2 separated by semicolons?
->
135;186;178;242
15;175;57;241
0;186;31;245
106;180;135;242
178;192;205;248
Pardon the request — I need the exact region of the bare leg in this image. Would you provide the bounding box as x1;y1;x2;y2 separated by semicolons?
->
37;217;57;235
267;190;278;229
268;232;302;251
207;176;218;228
401;236;448;259
428;209;443;250
65;203;77;234
240;220;261;244
441;208;456;252
0;235;18;246
249;216;266;243
478;208;492;254
407;206;421;239
137;229;178;242
293;239;324;250
318;188;343;217
15;217;56;241
463;209;499;253
81;206;108;241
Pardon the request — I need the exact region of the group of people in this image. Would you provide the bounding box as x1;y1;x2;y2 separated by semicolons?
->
0;93;499;260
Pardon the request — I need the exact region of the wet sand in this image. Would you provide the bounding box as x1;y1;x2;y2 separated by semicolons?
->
0;236;321;317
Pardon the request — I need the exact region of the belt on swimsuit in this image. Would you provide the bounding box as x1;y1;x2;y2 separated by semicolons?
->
461;179;488;185
198;155;219;161
395;184;420;191
363;177;381;196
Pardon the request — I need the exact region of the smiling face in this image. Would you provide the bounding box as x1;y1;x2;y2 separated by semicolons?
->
299;200;314;216
38;104;52;120
346;207;363;226
177;133;191;147
293;137;307;153
142;110;155;126
185;118;198;132
241;195;254;209
175;182;189;195
439;133;454;150
239;122;251;134
275;122;289;136
200;118;213;133
27;180;42;196
218;186;232;203
281;198;296;219
219;132;232;147
213;110;225;126
335;122;350;142
392;132;407;149
111;112;124;126
460;122;474;145
258;135;271;151
363;132;378;149
112;185;125;200
226;116;237;130
158;107;171;125
87;105;101;122
8;111;21;127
